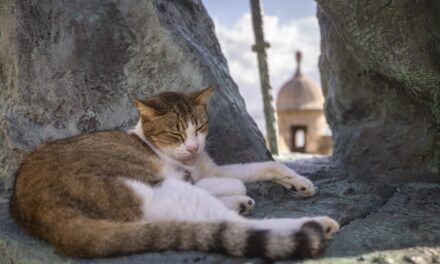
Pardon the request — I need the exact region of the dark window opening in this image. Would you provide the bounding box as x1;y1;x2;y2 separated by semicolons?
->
290;126;307;152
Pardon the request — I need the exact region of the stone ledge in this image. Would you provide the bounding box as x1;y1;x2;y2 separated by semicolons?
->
1;158;439;263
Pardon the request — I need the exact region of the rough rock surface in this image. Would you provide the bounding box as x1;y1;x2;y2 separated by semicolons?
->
1;159;439;263
317;1;440;182
0;0;270;191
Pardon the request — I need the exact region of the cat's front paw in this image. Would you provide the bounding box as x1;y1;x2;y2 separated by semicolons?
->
272;164;316;198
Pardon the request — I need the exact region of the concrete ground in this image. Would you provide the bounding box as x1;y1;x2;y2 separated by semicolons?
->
1;157;439;263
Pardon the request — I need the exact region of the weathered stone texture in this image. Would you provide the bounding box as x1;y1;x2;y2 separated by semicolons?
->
317;1;440;182
0;0;270;191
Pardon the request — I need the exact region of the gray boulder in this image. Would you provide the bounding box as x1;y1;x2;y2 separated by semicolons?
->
0;0;270;191
317;1;440;182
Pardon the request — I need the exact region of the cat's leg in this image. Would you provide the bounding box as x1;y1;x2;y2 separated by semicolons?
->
131;178;243;222
207;161;316;198
197;152;315;198
124;177;340;259
218;195;255;216
195;178;255;215
195;178;246;197
124;177;338;237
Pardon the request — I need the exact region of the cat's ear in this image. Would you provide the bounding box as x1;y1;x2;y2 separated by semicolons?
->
191;84;216;105
134;99;161;119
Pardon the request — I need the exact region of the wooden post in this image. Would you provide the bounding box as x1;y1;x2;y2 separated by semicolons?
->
249;0;279;155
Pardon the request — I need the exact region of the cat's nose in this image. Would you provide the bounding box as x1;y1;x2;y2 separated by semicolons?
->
186;144;199;154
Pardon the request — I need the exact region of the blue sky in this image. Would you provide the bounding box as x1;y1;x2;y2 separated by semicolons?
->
202;0;321;133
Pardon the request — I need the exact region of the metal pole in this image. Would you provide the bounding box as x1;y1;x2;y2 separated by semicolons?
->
249;0;279;155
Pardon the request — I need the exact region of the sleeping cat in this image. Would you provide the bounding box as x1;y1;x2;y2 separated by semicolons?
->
10;85;339;260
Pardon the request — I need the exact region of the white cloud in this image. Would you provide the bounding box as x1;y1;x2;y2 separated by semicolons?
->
214;14;321;133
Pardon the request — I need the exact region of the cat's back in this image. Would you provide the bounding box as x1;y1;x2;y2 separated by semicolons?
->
14;130;161;202
34;130;148;158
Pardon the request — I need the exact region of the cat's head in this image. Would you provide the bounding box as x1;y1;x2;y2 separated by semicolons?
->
134;85;215;166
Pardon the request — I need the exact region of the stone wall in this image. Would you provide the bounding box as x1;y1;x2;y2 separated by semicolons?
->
317;0;440;182
0;0;271;192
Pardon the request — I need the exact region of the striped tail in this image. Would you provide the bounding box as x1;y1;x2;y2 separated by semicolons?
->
44;216;327;260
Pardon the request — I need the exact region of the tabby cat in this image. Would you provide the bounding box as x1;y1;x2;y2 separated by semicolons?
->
10;85;339;260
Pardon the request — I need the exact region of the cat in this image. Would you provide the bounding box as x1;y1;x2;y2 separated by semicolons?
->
10;85;339;261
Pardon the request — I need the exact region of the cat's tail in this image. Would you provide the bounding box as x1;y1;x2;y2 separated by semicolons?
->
50;215;330;260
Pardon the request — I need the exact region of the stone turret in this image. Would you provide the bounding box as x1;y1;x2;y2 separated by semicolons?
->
276;51;332;154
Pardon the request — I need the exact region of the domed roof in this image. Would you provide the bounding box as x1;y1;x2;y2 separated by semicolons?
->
276;51;324;111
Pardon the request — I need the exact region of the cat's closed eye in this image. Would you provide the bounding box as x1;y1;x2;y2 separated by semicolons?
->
196;122;208;133
157;131;185;142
